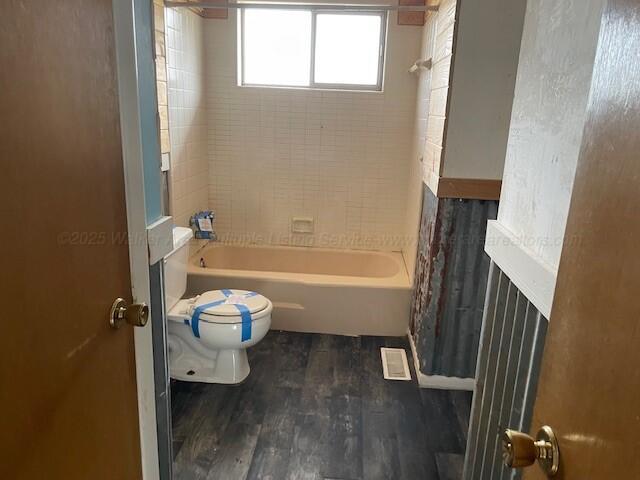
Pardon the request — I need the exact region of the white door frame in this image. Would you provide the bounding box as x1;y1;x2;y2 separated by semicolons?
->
113;1;162;478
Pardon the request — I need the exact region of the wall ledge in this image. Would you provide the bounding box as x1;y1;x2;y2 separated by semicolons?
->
425;171;502;200
484;220;556;318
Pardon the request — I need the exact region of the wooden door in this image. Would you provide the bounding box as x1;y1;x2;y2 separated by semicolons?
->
0;1;143;478
523;0;640;478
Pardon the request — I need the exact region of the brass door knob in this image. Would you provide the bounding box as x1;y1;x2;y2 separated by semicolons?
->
110;298;149;329
502;426;560;476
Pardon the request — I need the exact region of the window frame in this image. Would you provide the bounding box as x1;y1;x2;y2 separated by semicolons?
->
239;7;387;92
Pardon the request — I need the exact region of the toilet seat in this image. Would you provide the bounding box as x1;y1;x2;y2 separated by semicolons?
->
166;289;271;324
190;289;271;324
167;288;273;343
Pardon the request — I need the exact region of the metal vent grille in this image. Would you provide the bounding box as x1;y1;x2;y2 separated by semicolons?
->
380;347;411;381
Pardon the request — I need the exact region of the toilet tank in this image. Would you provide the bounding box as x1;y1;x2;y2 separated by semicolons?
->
164;227;193;311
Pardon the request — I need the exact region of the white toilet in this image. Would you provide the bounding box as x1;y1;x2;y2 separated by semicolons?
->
163;227;272;384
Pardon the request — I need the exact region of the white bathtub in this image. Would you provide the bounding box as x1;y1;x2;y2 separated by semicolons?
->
186;244;412;336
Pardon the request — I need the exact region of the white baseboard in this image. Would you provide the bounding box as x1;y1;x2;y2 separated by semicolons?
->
407;330;475;391
417;374;476;391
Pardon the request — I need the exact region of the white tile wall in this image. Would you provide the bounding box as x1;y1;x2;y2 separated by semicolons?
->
166;8;209;228
204;12;422;250
404;14;438;280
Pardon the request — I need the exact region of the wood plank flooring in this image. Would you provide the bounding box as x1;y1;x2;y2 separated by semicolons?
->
171;332;471;480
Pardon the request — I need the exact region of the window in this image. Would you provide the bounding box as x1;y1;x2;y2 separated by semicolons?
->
240;8;386;90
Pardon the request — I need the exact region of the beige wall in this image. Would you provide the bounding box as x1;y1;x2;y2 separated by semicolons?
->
204;11;422;250
166;8;209;228
403;0;526;279
154;0;171;156
442;0;526;180
415;0;526;200
403;10;438;281
422;0;456;181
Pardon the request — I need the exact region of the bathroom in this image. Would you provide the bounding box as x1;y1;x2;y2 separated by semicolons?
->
153;0;525;477
5;0;638;478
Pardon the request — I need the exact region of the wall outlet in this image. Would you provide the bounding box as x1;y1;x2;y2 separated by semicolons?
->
291;217;314;234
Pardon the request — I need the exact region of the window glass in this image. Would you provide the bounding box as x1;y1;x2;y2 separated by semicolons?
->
241;9;385;90
314;13;382;86
243;9;312;87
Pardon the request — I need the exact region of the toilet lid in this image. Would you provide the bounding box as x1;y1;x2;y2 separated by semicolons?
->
189;289;269;324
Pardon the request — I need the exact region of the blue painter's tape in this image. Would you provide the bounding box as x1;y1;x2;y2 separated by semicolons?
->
190;299;226;338
235;304;252;342
190;290;259;340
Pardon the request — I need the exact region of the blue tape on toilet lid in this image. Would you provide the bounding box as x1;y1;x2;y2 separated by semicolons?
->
190;289;268;324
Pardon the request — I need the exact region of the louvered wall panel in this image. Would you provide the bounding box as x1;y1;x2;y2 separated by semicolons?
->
463;262;548;480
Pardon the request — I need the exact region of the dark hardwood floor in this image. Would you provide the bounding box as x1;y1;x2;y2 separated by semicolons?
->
171;331;472;480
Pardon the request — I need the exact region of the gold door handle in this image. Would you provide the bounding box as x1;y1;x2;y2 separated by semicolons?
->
109;298;149;329
502;426;560;476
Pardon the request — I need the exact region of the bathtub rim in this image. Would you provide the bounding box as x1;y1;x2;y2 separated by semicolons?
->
188;243;412;290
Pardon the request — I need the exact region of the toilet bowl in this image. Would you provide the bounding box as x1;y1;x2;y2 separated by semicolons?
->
163;227;272;384
166;289;272;383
